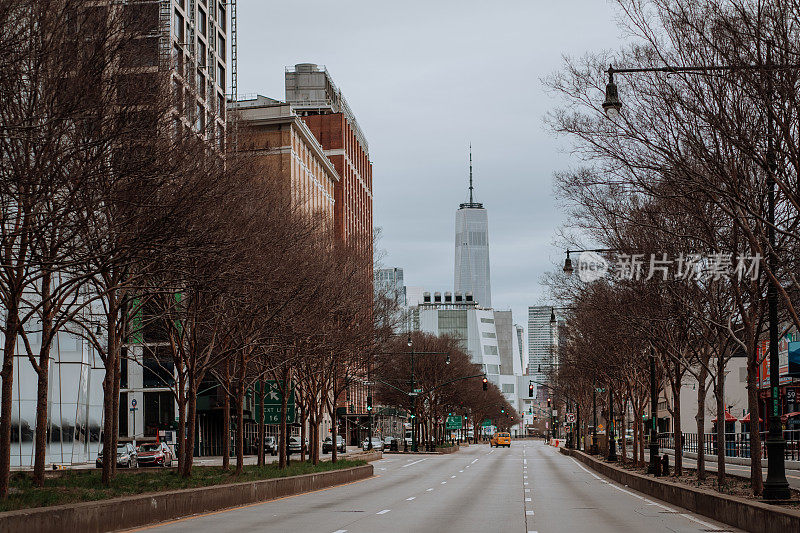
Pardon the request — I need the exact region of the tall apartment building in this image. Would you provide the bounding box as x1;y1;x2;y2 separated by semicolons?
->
4;0;230;467
230;96;338;221
285;64;373;258
168;0;228;147
454;151;491;308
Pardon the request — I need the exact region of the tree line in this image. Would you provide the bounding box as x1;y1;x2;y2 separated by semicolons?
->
545;0;800;495
0;0;382;498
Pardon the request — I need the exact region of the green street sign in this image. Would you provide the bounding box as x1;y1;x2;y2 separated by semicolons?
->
256;381;296;424
446;415;463;430
481;419;492;427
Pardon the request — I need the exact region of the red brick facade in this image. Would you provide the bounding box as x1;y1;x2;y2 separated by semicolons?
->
300;113;373;259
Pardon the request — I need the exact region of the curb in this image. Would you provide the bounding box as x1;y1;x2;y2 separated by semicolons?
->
658;447;800;470
561;448;800;533
0;464;374;533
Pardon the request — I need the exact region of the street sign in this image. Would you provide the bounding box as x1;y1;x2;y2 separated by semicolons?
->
446;415;463;430
257;381;296;424
598;424;604;431
566;413;576;423
481;419;492;427
552;409;557;416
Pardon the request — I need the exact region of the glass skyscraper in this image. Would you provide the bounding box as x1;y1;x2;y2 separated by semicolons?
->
454;151;491;308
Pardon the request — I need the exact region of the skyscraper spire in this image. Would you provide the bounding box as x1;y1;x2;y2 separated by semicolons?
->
469;144;474;204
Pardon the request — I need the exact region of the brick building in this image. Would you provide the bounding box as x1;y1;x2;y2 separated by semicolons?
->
230;96;338;222
285;64;373;258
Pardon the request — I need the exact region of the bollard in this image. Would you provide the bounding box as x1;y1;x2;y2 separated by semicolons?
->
661;453;669;476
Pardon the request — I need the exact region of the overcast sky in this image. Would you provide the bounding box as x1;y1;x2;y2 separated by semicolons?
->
237;0;625;346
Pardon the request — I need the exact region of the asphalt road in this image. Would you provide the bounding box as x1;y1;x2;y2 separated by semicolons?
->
133;441;742;533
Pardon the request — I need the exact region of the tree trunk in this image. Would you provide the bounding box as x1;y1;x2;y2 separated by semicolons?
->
222;388;231;470
0;305;20;498
176;373;187;475
183;384;198;477
279;367;290;468
33;271;53;486
257;379;265;467
300;402;307;463
746;345;763;495
696;364;708;481
235;384;244;475
715;365;726;487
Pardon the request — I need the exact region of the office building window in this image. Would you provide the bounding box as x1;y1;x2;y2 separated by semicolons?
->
502;384;515;394
482;332;496;338
484;345;498;356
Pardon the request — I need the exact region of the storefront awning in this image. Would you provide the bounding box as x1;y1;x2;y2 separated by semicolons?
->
712;410;737;423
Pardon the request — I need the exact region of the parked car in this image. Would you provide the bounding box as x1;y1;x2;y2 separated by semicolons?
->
96;442;138;468
287;437;307;456
265;436;277;456
362;437;384;451
323;436;346;454
383;436;398;450
137;442;173;467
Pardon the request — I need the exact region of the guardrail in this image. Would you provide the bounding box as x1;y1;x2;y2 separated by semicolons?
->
656;429;800;460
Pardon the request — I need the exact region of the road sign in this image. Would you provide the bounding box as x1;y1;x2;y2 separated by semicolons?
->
481;419;492;427
257;381;296;424
566;413;576;423
552;409;557;416
446;415;463;430
598;424;604;431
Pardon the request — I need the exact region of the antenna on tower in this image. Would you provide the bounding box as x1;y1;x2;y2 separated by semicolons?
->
469;144;473;204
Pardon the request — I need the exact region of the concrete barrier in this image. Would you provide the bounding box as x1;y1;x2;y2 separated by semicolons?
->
0;464;373;533
561;448;800;533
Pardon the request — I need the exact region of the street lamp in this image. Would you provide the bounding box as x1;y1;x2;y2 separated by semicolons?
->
602;67;622;117
605;60;795;497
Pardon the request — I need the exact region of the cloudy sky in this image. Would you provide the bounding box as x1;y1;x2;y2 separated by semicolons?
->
238;0;624;344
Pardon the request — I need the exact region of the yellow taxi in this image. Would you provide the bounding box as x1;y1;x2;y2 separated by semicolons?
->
490;432;511;448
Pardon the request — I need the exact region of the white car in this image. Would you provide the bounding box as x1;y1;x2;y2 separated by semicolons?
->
362;437;384;451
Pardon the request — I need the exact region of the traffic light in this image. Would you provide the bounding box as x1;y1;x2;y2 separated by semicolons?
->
501;409;505;414
547;397;552;407
482;376;488;391
366;395;372;411
528;383;534;397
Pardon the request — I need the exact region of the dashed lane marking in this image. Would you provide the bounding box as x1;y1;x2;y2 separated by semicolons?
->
525;497;532;502
471;459;479;464
406;497;415;501
332;530;347;533
426;488;434;492
376;509;391;515
401;459;427;468
526;510;534;516
441;481;447;484
451;475;456;478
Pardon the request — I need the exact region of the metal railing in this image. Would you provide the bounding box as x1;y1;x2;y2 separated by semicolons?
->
657;430;800;460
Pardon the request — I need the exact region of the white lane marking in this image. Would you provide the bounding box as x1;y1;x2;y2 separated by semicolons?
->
332;530;347;533
376;509;391;515
406;497;416;501
526;510;535;516
525;488;530;492
523;475;528;479
426;488;434;492
525;497;532;501
524;459;527;465
459;470;464;472
679;513;721;530
471;459;479;464
441;481;447;484
524;482;529;485
570;458;601;479
401;459;427;468
451;475;456;478
379;468;386;471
